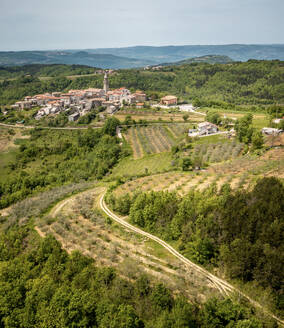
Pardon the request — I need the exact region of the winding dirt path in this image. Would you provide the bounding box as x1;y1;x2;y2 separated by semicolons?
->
0;122;101;130
99;192;284;326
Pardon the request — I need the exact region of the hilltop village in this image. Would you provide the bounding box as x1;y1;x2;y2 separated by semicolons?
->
11;73;150;122
8;72;283;138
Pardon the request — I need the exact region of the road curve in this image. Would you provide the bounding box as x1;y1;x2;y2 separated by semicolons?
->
0;122;101;130
100;193;284;326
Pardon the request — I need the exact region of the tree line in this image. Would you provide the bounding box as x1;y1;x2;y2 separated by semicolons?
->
0;222;265;327
107;177;284;316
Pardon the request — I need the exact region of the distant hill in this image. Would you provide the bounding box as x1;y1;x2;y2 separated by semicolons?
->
159;55;234;66
0;51;154;69
0;64;96;79
0;44;283;69
88;44;284;63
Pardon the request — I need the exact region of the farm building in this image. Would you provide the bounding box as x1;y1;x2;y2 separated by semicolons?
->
134;91;147;102
188;122;218;137
197;122;218;135
136;103;144;109
272;118;283;124
160;95;178;106
262;127;283;135
188;129;199;137
68;112;80;122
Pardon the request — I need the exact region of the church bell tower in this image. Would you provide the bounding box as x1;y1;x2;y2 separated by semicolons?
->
103;72;109;93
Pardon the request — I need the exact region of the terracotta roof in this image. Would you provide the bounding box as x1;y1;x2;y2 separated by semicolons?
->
161;95;177;101
84;88;103;92
198;121;218;128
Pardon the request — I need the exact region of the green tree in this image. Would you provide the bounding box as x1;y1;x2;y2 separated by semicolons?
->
103;117;120;136
182;157;192;171
235;114;254;143
206;111;222;125
251;130;264;150
182;113;189;122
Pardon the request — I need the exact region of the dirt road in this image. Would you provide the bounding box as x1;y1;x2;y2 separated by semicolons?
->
100;193;284;326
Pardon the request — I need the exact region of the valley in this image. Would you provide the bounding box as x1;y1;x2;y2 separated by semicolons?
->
0;60;283;327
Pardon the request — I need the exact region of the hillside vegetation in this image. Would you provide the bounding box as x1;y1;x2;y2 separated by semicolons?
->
0;118;126;208
0;58;283;327
0;51;154;69
0;222;267;327
162;55;234;66
108;177;284;317
0;60;283;108
0;64;96;79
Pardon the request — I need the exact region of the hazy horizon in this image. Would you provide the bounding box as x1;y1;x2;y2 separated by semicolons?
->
0;43;284;53
0;0;283;51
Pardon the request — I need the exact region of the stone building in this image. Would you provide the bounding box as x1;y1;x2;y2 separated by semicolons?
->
103;72;109;93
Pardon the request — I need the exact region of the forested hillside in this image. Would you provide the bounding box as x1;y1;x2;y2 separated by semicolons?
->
0;51;154;69
108;177;284;316
160;55;234;66
0;118;125;208
0;64;96;79
0;60;283;107
0;223;265;327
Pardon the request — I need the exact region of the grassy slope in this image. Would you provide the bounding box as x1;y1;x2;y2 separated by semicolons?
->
109;152;173;179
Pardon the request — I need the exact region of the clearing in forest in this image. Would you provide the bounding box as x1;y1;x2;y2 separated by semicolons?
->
0;127;30;152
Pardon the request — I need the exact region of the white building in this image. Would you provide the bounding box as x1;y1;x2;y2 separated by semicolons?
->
68;112;80;122
262;127;282;135
198;122;218;135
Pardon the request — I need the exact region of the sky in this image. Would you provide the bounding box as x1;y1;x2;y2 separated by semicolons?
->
0;0;283;51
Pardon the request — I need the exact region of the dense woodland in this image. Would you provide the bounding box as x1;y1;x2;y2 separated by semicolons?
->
0;223;265;327
0;64;96;79
0;60;283;108
0;118;125;208
107;177;284;315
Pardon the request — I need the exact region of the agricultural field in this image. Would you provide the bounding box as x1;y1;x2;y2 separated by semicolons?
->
123;123;191;158
109;152;173;179
113;148;284;197
198;107;269;129
35;187;221;303
193;141;244;163
114;110;204;123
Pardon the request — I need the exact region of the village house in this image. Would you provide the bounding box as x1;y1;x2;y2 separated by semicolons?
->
188;121;219;137
120;95;136;105
197;122;218;135
133;90;147;102
272;118;283;124
262;127;283;135
151;66;163;71
160;95;178;106
12;71;147;122
136;103;144;109
68;112;80;122
84;88;105;98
